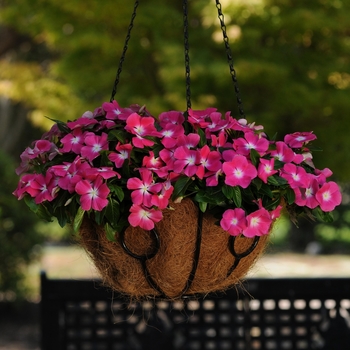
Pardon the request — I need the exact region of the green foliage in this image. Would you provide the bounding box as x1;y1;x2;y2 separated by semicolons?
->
1;0;349;180
0;151;44;301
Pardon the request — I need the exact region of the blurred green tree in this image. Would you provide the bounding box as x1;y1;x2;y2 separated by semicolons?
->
0;0;349;256
0;150;45;300
1;0;349;179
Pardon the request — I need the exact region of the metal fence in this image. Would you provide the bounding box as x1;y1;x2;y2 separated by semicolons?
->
41;272;350;350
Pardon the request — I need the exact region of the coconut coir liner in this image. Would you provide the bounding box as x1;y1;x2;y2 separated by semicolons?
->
79;199;268;299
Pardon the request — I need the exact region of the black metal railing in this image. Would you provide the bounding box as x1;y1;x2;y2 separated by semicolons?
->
41;272;350;350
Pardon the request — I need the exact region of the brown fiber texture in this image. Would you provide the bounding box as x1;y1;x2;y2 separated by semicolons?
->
79;199;268;300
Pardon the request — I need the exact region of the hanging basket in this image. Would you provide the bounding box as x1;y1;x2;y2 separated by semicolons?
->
13;0;342;301
79;198;269;299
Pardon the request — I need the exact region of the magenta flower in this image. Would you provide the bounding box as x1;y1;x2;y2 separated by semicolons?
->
75;177;110;211
223;155;257;188
243;208;272;237
51;158;90;193
128;204;163;230
127;169;162;207
294;177;319;209
67;116;97;130
220;208;246;236
173;146;199;177
176;133;200;149
102;100;131;120
83;167;120;180
81;132;109;161
234;131;269;156
284;131;317;148
125;113;160;148
211;131;228;149
160;124;184;149
151;181;174;209
30;172;58;204
281;163;309;189
315;181;342;212
159;111;185;128
270;141;295;163
60;128;85;154
108;142;132;168
196;145;222;179
258;158;277;183
13;174;40;199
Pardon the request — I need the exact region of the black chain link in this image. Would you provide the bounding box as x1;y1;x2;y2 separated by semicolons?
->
110;0;139;102
183;0;191;111
215;0;245;118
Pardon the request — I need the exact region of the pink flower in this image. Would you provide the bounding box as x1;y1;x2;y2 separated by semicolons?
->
270;141;295;163
284;131;316;148
176;133;200;148
51;157;90;193
294;177;319;209
258;158;277;183
151;181;174;209
13;174;40;199
220;208;246;236
75;176;110;211
196;145;222;179
159;111;185;127
233;131;269;156
125;113;160;148
211;131;228;149
127;169;162;207
205;111;229;135
67;116;97;130
128;204;163;230
83;167;120;180
223;155;257;188
81;132;109;161
173;146;199;177
280;163;309;189
30;172;58;204
160;124;184;149
102;100;131;120
270;205;283;220
188;108;216;128
108;142;132;168
60;129;85;154
315;181;342;212
243;208;272;237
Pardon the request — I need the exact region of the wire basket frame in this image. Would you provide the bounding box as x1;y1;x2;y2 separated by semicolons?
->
95;0;261;299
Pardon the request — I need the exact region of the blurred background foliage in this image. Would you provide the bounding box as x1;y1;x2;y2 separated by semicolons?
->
0;0;349;299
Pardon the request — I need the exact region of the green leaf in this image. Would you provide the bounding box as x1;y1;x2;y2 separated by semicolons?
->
264;194;282;210
199;201;207;213
258;184;273;198
109;184;125;202
232;187;242;208
24;195;39;214
108;129;126;143
36;204;53;222
285;187;296;205
222;184;235;200
314;207;334;223
252;177;263;191
172;176;192;199
104;223;117;242
105;199;120;225
250;149;260;167
268;175;288;186
73;207;85;232
197;127;207;147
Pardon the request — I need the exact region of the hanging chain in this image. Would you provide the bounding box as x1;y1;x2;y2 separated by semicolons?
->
110;0;139;102
183;0;192;111
215;0;245;118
